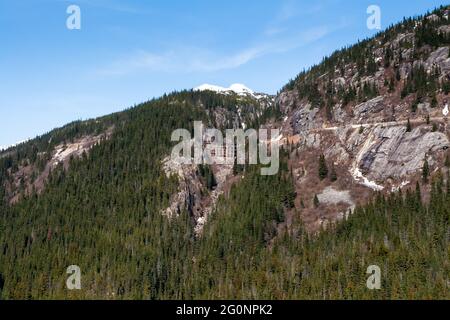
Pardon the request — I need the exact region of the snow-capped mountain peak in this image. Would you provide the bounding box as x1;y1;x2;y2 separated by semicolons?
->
228;83;254;95
194;83;254;96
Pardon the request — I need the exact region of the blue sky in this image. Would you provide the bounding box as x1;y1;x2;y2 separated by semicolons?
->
0;0;448;147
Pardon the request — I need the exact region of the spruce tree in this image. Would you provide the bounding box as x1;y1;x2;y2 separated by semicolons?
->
432;123;438;132
406;118;412;132
422;157;430;183
318;154;328;180
313;194;320;208
431;95;438;108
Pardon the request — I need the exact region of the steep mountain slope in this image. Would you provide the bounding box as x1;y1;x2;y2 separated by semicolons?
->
0;89;275;299
0;6;449;300
273;6;450;231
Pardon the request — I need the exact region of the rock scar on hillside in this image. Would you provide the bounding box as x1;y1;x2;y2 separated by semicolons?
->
161;156;235;236
7;127;114;204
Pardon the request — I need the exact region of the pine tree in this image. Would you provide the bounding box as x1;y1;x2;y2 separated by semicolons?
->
411;101;418;113
431;95;438;108
432;123;438;132
406;119;412;132
318;154;328;180
388;78;395;92
396;68;401;81
313;194;320;208
422;157;430;183
207;170;217;190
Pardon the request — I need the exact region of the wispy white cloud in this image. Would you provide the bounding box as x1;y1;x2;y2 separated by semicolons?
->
102;27;330;76
188;46;268;72
94;0;340;77
95;25;331;76
95;47;262;76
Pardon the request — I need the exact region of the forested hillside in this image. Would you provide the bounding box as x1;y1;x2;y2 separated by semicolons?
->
0;90;276;299
177;168;449;299
1;142;448;298
0;96;204;299
282;5;450;109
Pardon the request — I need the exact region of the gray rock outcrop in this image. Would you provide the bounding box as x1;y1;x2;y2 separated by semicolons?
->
357;125;449;181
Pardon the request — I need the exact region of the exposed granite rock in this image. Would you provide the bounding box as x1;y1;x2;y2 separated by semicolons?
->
350;72;360;85
334;77;346;87
357;125;449;181
317;186;355;210
417;102;431;114
304;133;322;149
162;157;203;218
391;32;414;48
291;104;320;134
332;104;347;123
438;25;450;34
399;62;412;79
401;48;413;60
426;14;440;22
354;96;384;120
425;47;450;75
194;164;233;235
161;156;234;235
277;90;297;114
325;143;349;163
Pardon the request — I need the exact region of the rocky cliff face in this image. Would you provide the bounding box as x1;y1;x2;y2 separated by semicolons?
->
275;97;449;231
160;87;271;234
161;156;235;235
273;8;450;231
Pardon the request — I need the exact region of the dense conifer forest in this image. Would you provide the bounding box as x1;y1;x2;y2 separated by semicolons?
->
0;91;448;299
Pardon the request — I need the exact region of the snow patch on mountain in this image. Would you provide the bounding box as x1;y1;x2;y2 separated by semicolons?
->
228;83;254;95
194;83;265;98
352;167;384;191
